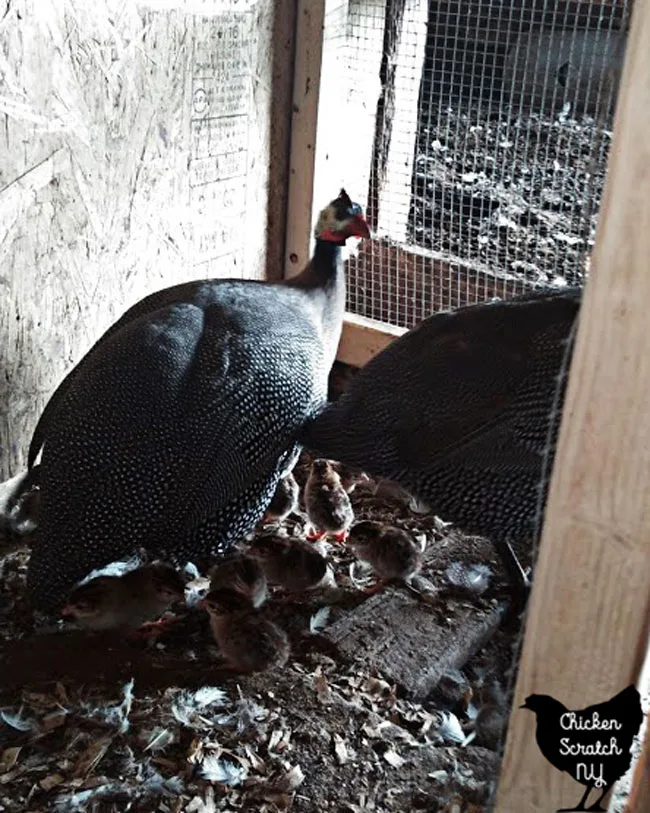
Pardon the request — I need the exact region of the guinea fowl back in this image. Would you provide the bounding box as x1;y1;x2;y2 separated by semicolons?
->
302;288;581;548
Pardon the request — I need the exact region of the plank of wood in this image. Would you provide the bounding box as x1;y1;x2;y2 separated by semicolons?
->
625;718;650;813
321;587;508;698
283;0;326;279
494;1;650;810
311;0;386;219
336;313;407;367
373;0;428;243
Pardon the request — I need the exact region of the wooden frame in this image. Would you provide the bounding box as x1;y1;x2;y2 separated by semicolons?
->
285;0;649;807
494;0;650;806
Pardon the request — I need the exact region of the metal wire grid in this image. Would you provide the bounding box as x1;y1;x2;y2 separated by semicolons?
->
341;0;627;329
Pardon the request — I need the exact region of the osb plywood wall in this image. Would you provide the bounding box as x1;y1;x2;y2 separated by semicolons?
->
0;0;295;478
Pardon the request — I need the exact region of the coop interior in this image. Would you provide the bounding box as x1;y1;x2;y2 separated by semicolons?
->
0;2;648;813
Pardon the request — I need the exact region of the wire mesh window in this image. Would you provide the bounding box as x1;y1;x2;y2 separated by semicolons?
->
327;0;629;329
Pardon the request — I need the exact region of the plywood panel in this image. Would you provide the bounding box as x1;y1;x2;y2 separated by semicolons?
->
0;0;293;478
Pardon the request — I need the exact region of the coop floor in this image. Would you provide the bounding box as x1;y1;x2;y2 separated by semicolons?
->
0;453;636;813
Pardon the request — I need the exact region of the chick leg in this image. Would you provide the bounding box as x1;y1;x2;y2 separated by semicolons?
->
556;784;593;812
361;580;387;596
129;616;182;640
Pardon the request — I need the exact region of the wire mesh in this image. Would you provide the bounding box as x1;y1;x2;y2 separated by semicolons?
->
336;0;628;329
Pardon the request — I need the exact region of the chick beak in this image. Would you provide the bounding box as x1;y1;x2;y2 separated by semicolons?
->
348;214;371;240
197;599;208;612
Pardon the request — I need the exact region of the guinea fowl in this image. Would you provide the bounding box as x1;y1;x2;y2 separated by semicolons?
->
302;288;581;597
304;458;354;541
61;562;186;633
26;190;370;612
200;587;290;673
346;520;422;592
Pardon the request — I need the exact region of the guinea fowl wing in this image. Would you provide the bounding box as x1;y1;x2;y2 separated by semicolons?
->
29;289;325;611
28;279;222;469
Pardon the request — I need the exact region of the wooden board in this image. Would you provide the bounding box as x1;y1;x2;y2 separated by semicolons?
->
0;0;294;478
322;588;508;698
283;0;326;279
336;313;407;367
494;0;650;809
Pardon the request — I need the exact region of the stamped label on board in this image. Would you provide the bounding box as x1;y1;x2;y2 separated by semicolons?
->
187;10;254;268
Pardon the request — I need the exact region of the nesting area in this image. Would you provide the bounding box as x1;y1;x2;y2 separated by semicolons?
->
0;436;530;813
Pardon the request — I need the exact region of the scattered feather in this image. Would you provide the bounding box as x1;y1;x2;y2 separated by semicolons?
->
0;709;36;732
78;555;142;585
445;562;491;595
309;605;331;634
199;754;246;786
142;726;175;752
436;711;466;744
170;686;228;728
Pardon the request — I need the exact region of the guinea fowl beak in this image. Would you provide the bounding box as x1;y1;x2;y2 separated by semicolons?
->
349;214;371;240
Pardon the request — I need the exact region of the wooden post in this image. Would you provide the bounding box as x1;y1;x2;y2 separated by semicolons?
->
494;1;650;810
371;0;427;241
283;0;326;279
312;0;387;219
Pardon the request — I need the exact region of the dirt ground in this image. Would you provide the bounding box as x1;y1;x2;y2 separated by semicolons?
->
410;102;610;288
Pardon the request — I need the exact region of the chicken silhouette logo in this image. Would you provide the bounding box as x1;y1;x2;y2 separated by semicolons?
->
521;684;644;812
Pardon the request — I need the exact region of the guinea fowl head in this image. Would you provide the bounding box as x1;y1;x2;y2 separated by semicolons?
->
200;587;252;616
61;577;116;620
144;563;186;604
314;189;371;244
247;533;290;562
310;458;335;478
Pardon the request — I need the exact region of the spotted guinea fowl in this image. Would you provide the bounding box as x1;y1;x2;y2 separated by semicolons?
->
302;288;581;597
27;190;370;612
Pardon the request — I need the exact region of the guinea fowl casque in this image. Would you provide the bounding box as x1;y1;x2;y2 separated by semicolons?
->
302;288;581;596
26;190;370;612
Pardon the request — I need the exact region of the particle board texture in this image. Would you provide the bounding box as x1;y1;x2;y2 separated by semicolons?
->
0;0;292;478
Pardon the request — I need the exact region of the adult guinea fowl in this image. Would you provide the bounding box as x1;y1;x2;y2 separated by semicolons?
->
26;189;370;612
302;287;581;597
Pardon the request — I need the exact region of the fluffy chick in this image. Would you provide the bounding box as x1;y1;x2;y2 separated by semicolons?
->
304;458;354;542
262;471;300;523
209;551;268;608
247;533;329;593
61;562;185;633
347;520;422;592
331;462;370;494
201;587;290;672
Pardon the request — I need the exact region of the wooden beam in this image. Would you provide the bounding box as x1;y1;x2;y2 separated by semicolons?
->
371;0;428;242
284;0;326;279
336;313;407;367
626;712;650;813
312;0;386;220
494;0;650;810
625;644;650;813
